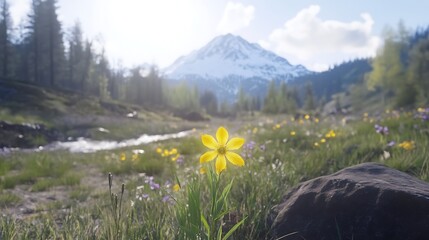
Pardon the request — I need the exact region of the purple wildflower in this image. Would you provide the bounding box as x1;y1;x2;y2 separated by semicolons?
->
387;141;396;147
150;181;160;190
176;155;184;164
162;195;170;203
374;124;389;135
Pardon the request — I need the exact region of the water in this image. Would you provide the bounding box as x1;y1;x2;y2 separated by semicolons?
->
1;130;192;154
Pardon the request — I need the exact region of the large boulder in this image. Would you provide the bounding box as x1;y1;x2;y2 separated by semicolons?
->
268;162;429;240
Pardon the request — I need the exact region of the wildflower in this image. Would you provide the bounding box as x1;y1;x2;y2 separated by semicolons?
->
252;127;258;134
176;155;184;164
200;126;245;174
173;184;180;192
120;153;126;161
314;118;319;123
150;181;160;190
170;148;178;155
156;148;162;154
325;130;336;138
398;141;415;150
387;141;396;147
199;167;207;174
304;114;310;120
259;144;266;151
314;142;319;147
290;131;296;136
374;124;389;135
162;195;171;203
163;149;169;157
320;138;326;143
132;153;139;161
171;154;180;161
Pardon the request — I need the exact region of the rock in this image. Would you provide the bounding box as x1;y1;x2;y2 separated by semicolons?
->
268;162;429;240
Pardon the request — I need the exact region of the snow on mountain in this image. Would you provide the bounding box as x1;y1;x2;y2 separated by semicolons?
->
163;33;312;102
164;33;310;81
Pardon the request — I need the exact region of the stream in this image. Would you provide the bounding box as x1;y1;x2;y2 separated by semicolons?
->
1;130;192;154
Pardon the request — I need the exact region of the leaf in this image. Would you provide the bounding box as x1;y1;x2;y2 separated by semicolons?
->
222;217;247;240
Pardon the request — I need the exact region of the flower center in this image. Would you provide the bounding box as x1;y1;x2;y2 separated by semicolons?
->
217;146;226;155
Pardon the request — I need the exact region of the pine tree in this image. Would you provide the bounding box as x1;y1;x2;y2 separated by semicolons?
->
0;0;12;79
304;83;315;111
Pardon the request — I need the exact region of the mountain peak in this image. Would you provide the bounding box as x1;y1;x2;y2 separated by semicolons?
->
163;34;312;102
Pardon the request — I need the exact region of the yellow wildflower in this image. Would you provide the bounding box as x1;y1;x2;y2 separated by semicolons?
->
398;141;415;150
170;148;178;155
304;114;310;120
156;148;162;154
173;184;180;192
252;127;258;134
199;167;207;174
200;126;245;174
132;153;138;161
163;149;169;157
314;118;319;123
320;138;326;143
120;153;126;161
171;154;180;161
417;107;425;113
314;142;319;147
325;130;336;138
290;131;296;136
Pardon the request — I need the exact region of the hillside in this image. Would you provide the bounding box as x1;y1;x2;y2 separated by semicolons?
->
0;80;195;148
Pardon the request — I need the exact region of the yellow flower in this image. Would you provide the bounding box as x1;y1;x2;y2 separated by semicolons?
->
325;130;336;138
120;153;126;161
417;107;425;113
170;148;178;155
200;126;245;174
320;138;326;143
163;149;169;157
290;131;296;136
314;142;319;147
199;167;207;174
314;118;319;123
304;114;310;120
398;141;415;150
173;184;180;192
171;154;179;161
132;153;138;161
252;127;258;134
156;148;162;154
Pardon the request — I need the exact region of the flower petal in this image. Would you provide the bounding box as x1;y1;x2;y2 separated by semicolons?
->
201;134;218;149
215;154;227;174
200;151;217;163
216;127;229;145
226;137;245;150
225;152;245;166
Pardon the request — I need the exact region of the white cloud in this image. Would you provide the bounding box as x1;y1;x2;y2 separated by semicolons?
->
264;5;381;71
217;2;255;34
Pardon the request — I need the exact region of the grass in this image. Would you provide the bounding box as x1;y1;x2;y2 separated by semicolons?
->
0;110;428;239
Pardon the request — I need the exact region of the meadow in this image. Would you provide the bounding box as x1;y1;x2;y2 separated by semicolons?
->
0;109;428;239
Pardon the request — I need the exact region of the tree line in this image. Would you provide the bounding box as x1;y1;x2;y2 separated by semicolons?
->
0;0;205;111
366;22;429;108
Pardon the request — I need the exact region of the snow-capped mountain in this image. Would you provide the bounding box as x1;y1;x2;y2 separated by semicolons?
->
163;33;312;101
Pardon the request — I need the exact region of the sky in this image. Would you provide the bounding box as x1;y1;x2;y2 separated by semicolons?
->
8;0;429;72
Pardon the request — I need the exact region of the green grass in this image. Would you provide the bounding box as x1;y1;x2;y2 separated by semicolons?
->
0;192;21;207
0;110;428;239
